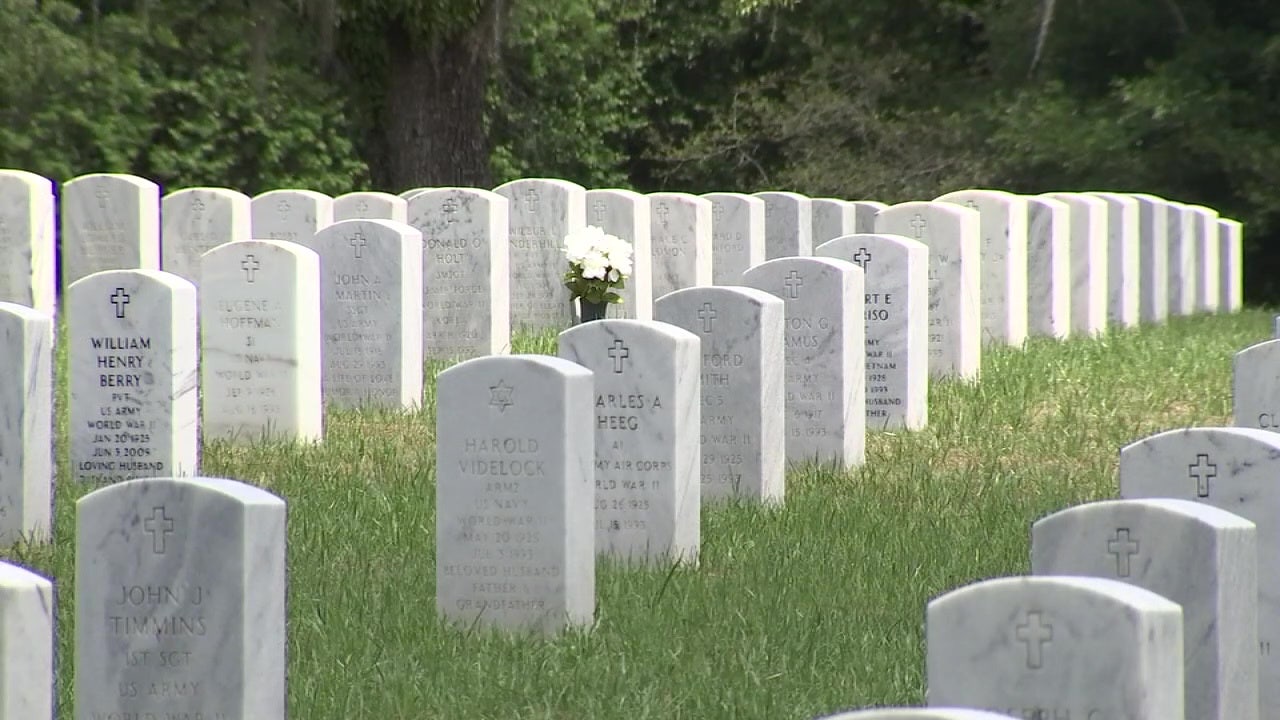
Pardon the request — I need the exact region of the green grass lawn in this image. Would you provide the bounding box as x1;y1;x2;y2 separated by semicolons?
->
11;310;1271;719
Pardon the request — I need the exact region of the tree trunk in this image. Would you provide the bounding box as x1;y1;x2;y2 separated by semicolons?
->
378;1;506;191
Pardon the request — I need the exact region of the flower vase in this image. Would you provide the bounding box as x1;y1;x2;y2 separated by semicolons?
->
578;299;610;324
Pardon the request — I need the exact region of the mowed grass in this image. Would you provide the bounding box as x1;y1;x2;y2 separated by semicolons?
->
8;309;1271;719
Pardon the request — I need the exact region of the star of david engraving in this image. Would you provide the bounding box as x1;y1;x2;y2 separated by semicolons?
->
242;255;260;283
608;339;630;373
276;199;291;215
356;199;370;214
1189;454;1216;498
1015;612;1053;670
144;506;175;554
110;288;130;319
489;380;514;413
783;270;803;299
190;197;206;215
1107;528;1139;577
698;302;717;333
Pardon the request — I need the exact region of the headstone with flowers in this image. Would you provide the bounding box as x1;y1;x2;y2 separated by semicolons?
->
562;225;635;323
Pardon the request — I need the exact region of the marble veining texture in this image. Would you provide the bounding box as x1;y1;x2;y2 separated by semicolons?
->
1032;498;1258;720
199;240;322;443
1041;193;1108;335
703;193;765;285
936;190;1029;347
61;173;161;290
1088;192;1141;328
307;219;423;410
649;192;712;298
816;234;928;431
249;189;334;246
409;188;513;358
654;286;786;503
754;191;813;259
333;191;407;223
875;202;981;381
0;561;54;719
1219;218;1243;312
74;477;286;720
68;269;198;484
0;303;52;544
1165;201;1197;316
435;354;595;634
1187;204;1222;313
0;170;56;317
161;187;252;287
584;189;653;321
743;257;864;468
557;319;701;565
495;178;585;331
1119;426;1280;712
1023;196;1070;339
1130;193;1170;323
926;576;1184;720
811;198;855;246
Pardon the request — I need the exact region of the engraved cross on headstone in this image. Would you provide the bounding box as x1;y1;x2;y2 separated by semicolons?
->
95;187;109;209
910;214;927;239
489;380;514;413
241;255;260;283
356;199;370;215
1107;528;1140;577
1189;454;1217;498
1015;611;1053;669
276;198;291;215
698;302;717;333
712;202;725;223
783;270;803;299
442;197;459;224
525;188;540;213
110;288;130;319
608;339;630;374
350;233;368;259
592;201;607;224
852;248;872;268
656;203;671;227
144;506;175;554
190;197;206;215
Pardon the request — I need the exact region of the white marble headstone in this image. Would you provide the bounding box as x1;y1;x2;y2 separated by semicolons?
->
557;320;700;565
0;170;55;317
435;354;595;634
936;190;1029;347
1218;218;1243;313
754;191;813;259
851;201;888;233
816;234;928;431
1032;498;1258;720
409;188;512;359
1023;196;1070;339
1187;204;1221;313
199;240;323;443
655;286;786;503
249;188;334;245
75;477;286;720
160;187;252;286
0;303;52;544
494;178;586;330
648;192;712;298
398;187;433;200
333;191;408;223
1088;192;1141;328
926;576;1184;720
307;219;423;410
585;188;652;320
1232;339;1280;433
61;173;161;290
702;192;765;285
68;269;198;484
743;257;864;468
1041;192;1108;335
811;198;856;246
875;202;981;381
1166;201;1197;316
1131;193;1170;324
0;561;53;718
1119;426;1280;709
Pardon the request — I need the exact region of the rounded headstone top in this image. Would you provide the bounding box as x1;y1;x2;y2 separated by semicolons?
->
817;710;1019;720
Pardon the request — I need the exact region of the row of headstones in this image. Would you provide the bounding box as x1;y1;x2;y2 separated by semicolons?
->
0;170;1244;351
0;475;284;719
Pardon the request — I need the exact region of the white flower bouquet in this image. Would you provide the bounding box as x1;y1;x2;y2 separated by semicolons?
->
562;225;634;306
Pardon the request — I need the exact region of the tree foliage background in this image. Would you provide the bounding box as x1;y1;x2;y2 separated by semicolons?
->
3;0;1279;299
